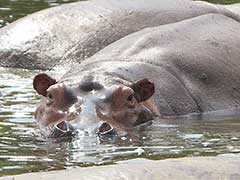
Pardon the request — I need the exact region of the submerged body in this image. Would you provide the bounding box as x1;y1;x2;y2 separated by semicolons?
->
0;0;240;70
33;14;240;137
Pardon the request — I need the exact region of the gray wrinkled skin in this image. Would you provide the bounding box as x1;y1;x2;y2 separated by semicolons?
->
0;0;240;70
61;14;240;117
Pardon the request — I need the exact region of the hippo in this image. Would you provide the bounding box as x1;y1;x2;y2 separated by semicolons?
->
0;0;240;70
33;13;240;138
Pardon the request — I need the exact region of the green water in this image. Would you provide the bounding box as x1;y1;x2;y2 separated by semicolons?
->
207;0;240;4
0;0;240;177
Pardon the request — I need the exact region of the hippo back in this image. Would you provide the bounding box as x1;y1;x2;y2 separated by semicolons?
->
0;0;239;70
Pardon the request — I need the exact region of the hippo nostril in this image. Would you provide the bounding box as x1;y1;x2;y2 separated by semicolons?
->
99;122;111;132
49;121;75;138
97;122;116;136
56;121;68;132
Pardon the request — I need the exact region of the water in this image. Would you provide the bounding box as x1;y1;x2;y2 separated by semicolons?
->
0;68;240;176
0;0;240;177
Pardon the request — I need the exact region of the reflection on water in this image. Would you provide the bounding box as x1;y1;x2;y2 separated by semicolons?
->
0;68;240;176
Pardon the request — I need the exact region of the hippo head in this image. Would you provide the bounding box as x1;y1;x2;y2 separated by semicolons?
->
33;73;156;138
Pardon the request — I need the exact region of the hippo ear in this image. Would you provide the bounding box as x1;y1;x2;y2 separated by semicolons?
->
33;73;57;96
131;78;155;102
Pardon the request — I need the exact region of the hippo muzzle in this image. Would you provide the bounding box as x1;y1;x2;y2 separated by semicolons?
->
33;73;156;139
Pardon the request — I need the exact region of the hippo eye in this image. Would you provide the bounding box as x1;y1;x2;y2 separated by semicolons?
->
127;94;134;101
47;92;54;101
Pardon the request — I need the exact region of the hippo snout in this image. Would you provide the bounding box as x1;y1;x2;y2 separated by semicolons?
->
33;73;155;139
48;120;117;139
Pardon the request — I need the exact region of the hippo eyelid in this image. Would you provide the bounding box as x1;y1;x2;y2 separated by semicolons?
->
47;92;53;99
46;92;54;104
